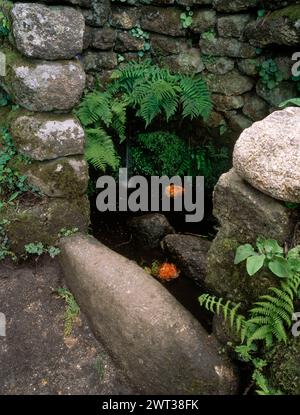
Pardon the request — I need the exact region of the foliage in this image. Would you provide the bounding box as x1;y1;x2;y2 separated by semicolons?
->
58;227;79;238
130;131;229;189
57;287;80;337
257;59;283;90
180;7;193;29
77;61;212;173
0;128;38;211
201;29;216;41
129;25;151;57
0;218;15;261
0;0;12;38
24;242;61;259
280;97;300;108
199;237;300;395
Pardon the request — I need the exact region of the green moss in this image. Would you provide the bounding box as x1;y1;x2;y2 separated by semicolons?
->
269;5;300;22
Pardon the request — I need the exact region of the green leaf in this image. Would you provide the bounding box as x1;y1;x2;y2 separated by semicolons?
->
268;257;291;278
246;254;266;276
234;244;256;264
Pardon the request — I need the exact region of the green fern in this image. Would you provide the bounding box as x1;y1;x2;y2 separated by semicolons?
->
85;129;119;172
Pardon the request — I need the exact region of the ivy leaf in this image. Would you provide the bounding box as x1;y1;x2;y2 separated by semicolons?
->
246;254;266;276
268;257;291;278
234;244;256;264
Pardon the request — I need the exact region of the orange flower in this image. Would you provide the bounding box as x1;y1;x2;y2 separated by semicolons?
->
165;184;185;199
158;262;180;281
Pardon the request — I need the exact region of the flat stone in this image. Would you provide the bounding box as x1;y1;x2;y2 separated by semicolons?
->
205;70;254;96
233;108;300;203
1;49;85;112
200;37;256;58
150;34;187;56
90;27;116;50
217;14;252;38
242;93;269;121
82;51;118;72
225;110;253;132
256;81;298;107
191;9;217;33
212;94;244;111
115;31;145;52
10;112;85;161
59;233;239;395
160;49;204;74
212;0;258;12
82;0;110;27
22;157;89;198
204;56;235;75
161;234;211;284
110;6;141;29
11;3;85;60
141;7;185;37
128;213;175;249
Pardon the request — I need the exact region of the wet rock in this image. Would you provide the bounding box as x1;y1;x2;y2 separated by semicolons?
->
11;3;85;60
1;196;90;254
245;5;300;47
10;111;85;161
59;233;239;395
242;93;269;121
141;7;185;37
217;14;252;38
205;169;297;305
128;213;175;249
200;37;256;58
205;70;254;96
161;234;211;284
1;49;85;112
22;157;89;198
233;107;300;203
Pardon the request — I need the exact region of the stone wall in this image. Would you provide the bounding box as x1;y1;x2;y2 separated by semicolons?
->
0;0;299;251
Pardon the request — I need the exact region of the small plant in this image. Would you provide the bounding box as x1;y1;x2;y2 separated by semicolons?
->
258;59;283;90
280;97;300;108
0;0;12;38
180;7;193;29
257;9;266;19
24;242;61;259
201;30;216;42
199;237;300;395
130;25;151;57
93;355;105;382
58;227;79;238
57;287;80;337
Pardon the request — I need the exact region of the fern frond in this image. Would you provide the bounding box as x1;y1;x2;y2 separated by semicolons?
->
179;75;212;120
77;91;113;127
85;128;119;172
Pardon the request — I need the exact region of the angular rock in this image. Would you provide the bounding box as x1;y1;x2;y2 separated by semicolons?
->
115;31;145;52
161;234;211;284
205;169;297;305
1;196;90;254
110;6;141;30
59;233;239;395
22;157;89;198
205;70;254;96
82;51;118;72
200;36;256;58
10;112;85;161
242;93;269;121
82;0;110;27
11;3;85;60
0;49;85;112
141;7;185;37
256;81;298;107
160;49;204;74
150;34;186;56
90;27;116;50
225;110;253;132
233;107;300;203
191;9;217;33
212;0;258;12
237;57;263;76
128;213;175;249
212;94;244;111
204;56;235;75
217;14;252;38
245;5;300;47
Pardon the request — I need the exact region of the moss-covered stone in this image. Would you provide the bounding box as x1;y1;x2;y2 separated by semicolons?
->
0;196;90;254
267;336;300;395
